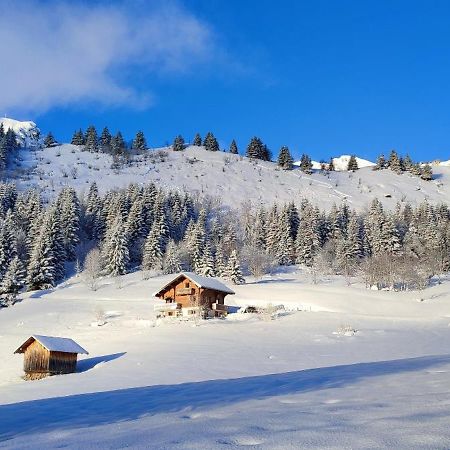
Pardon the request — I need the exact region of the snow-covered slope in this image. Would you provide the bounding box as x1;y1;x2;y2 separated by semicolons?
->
295;154;376;171
1;268;450;448
15;144;450;211
0;117;41;148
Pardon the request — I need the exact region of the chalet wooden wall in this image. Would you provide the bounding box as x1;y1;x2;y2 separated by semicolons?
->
160;276;226;308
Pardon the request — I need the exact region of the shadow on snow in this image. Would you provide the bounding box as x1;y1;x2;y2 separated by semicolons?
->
1;354;449;441
77;352;126;373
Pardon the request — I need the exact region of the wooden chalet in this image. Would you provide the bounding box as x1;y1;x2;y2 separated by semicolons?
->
14;335;88;380
153;272;235;318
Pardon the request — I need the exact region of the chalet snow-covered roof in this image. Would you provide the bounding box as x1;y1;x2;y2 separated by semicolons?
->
153;272;235;297
14;335;89;355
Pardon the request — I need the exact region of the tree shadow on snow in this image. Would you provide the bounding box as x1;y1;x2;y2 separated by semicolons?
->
77;352;126;373
1;354;449;441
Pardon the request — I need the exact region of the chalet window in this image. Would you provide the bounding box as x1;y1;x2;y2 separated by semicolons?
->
185;282;189;288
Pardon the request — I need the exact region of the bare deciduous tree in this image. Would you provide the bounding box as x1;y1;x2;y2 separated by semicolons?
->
81;248;102;291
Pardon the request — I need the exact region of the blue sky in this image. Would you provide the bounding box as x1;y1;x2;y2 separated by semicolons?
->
3;0;450;161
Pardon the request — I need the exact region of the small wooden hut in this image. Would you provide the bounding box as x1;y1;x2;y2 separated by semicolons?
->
153;272;235;317
14;335;88;380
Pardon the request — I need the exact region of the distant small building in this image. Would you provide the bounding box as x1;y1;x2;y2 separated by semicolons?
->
14;335;88;380
153;272;235;318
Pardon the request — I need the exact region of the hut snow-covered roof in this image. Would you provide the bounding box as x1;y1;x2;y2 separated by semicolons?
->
14;335;89;355
153;272;235;297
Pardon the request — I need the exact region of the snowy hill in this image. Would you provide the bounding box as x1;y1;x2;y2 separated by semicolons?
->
1;268;450;448
14;144;450;211
0;117;41;148
294;154;376;171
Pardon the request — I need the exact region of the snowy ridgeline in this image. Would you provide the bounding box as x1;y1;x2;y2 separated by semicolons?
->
4;143;449;211
1;269;450;449
0;118;41;148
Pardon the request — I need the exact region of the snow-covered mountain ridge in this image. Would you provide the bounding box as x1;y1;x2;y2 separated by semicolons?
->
0;117;41;148
12;143;450;211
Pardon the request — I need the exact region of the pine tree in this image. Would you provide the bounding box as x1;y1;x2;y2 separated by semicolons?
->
102;215;129;276
44;132;57;148
214;242;227;276
246;136;270;160
225;250;244;284
132;131;147;152
0;211;16;277
299;154;313;174
163;240;181;274
347;155;359;171
277;146;294;170
203;132;219;152
193;133;202;146
111;131;126;155
27;206;65;290
142;221;164;271
173;135;185;152
403;154;413;172
328;158;335;171
0;256;25;295
229;139;238;154
84;125;98;152
100;127;112;153
199;240;215;276
373;154;386;170
388;150;403;173
420;164;433;181
57;188;80;261
71;129;85;146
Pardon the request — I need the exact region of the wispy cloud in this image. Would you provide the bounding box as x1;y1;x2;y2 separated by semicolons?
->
0;1;214;114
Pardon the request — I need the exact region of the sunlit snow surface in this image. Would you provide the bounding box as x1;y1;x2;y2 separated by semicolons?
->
1;268;450;449
12;144;450;210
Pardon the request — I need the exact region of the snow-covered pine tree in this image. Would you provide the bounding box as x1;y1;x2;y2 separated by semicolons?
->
403;154;413;172
0;256;25;295
295;206;320;266
277;146;294;170
26;206;65;290
193;133;202;146
229;139;238;154
373;154;386;170
132;131;147;152
420;164;433;181
246;136;264;159
142;221;164;272
214;241;227;277
347;155;359;171
44;132;57;148
198;239;215;276
173;135;185;152
388;150;403;173
0;210;16;277
225;249;245;284
299;154;313;174
277;208;295;265
163;240;181;274
203;132;219;152
71;129;85;146
57;188;80;261
328;157;335;171
102;214;129;276
84;125;98;152
100;127;112;153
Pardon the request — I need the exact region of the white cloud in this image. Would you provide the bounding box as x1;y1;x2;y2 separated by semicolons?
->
0;1;214;114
